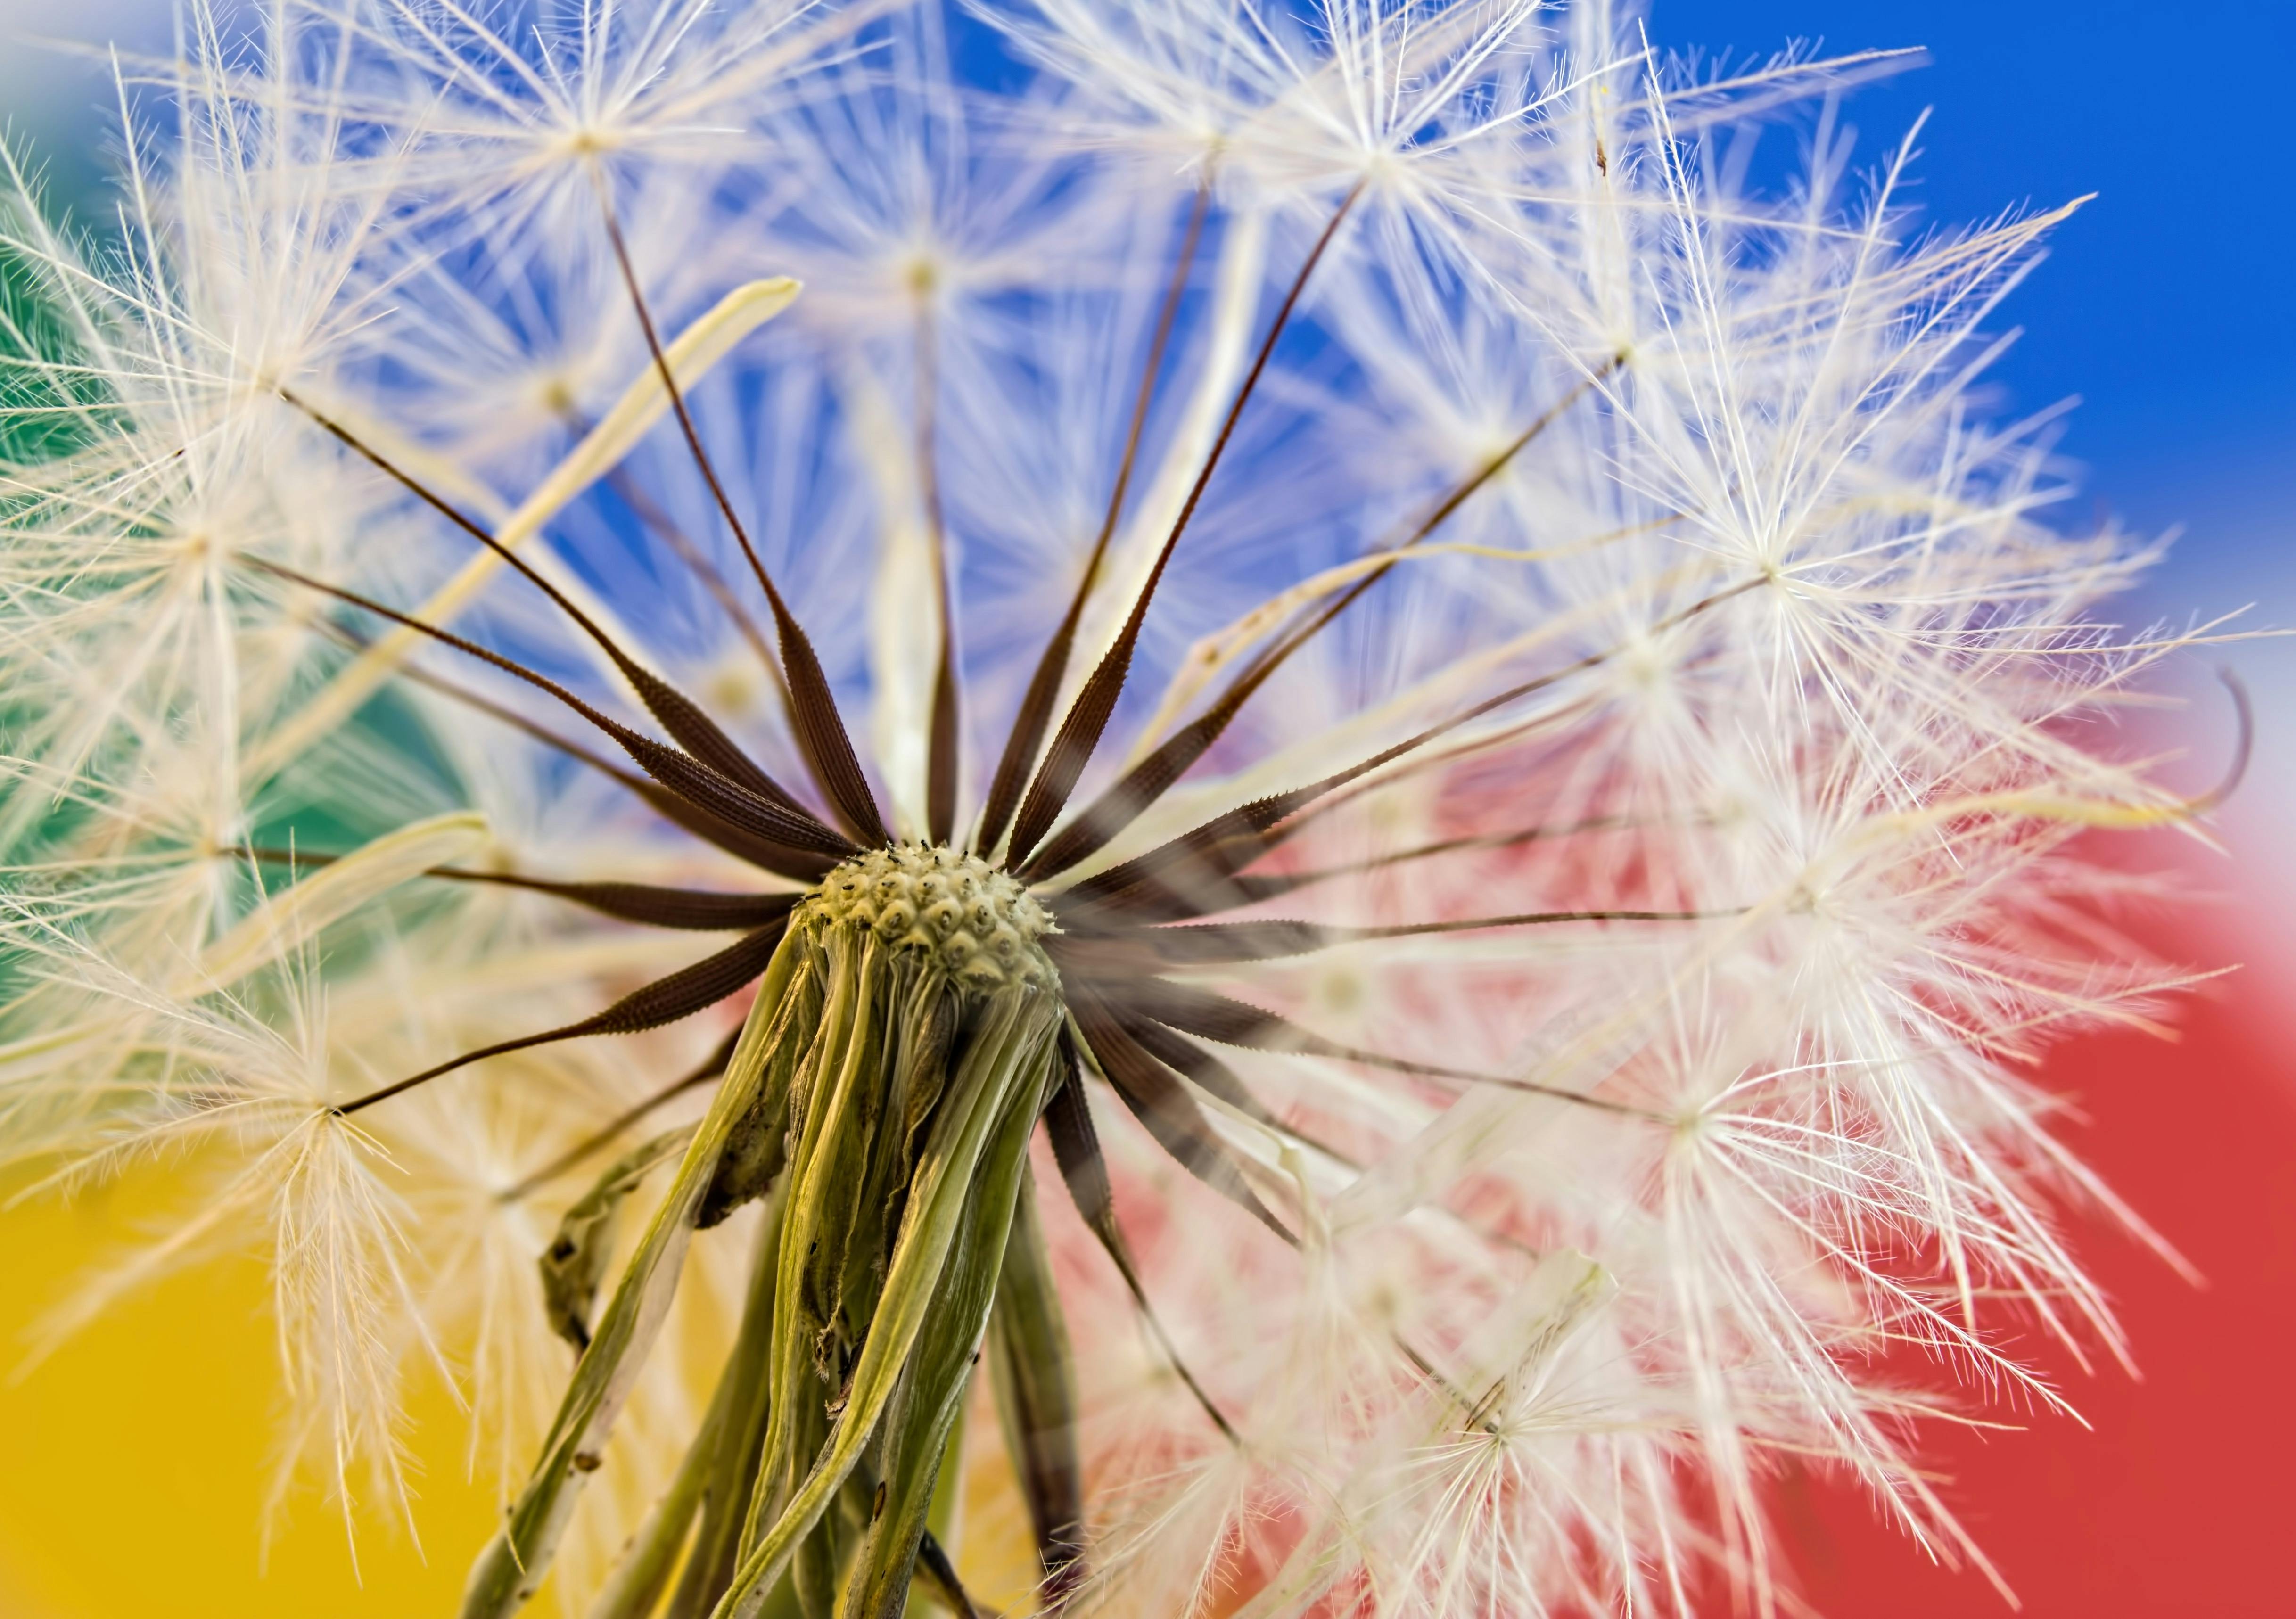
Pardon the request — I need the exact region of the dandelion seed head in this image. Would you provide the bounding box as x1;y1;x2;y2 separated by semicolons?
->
0;0;2231;1611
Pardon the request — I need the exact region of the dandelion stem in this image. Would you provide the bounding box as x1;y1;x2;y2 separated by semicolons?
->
913;1531;987;1619
588;165;889;846
912;284;962;846
336;923;785;1117
1042;573;1768;889
1030;360;1628;872
569;413;784;696
1233;358;1627;695
979;181;1214;856
222;846;798;931
285;388;817;820
1042;1050;1239;1442
247;555;854;861
1005;181;1367;869
1073;977;1654;1118
498;1032;740;1204
1130;908;1737;964
1071;988;1296;1244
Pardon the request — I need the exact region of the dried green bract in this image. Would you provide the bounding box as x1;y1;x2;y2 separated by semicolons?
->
467;850;1065;1618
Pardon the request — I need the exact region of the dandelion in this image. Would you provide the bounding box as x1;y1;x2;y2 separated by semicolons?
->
0;1;2241;1615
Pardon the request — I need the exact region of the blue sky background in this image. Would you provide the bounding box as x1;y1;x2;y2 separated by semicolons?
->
9;1;2285;601
5;0;2289;874
1659;0;2294;581
10;0;2285;575
1657;0;2296;888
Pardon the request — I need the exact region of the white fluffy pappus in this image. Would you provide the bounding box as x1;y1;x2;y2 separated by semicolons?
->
0;1;2243;1614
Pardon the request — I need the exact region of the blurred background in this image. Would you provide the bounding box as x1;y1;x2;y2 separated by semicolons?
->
2;1;2290;1613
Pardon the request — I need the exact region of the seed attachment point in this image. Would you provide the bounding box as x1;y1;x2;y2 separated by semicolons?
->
807;844;1057;989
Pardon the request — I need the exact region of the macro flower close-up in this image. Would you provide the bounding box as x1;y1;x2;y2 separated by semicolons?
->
1;1;2285;1615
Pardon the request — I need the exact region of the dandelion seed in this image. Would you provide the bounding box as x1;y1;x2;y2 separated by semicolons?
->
0;1;2238;1614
